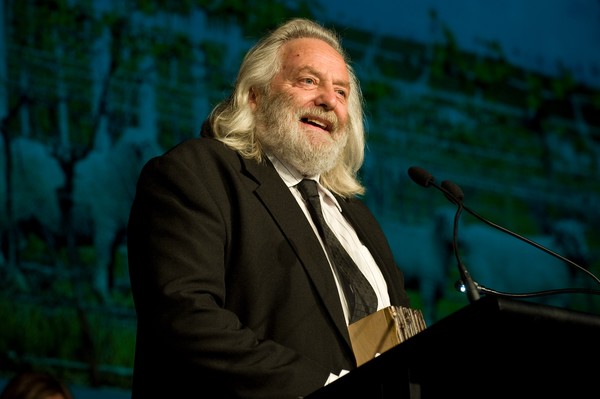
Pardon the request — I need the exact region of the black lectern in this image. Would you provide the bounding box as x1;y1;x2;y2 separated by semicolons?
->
306;296;600;398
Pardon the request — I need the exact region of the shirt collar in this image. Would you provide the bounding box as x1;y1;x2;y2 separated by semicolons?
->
267;153;342;212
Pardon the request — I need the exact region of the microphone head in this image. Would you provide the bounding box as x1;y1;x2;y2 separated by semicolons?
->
408;166;434;187
441;180;465;202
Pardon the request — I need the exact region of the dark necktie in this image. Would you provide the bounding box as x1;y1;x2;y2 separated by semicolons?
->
297;179;378;323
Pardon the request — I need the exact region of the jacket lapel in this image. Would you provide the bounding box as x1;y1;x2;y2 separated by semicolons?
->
337;199;405;305
240;157;352;347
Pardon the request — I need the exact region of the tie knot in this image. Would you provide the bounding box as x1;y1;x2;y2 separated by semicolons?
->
297;179;319;200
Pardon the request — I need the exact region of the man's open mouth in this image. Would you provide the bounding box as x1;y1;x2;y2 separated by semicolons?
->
301;117;330;132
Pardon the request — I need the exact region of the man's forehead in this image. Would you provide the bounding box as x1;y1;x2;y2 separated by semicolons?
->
280;38;342;60
279;38;349;78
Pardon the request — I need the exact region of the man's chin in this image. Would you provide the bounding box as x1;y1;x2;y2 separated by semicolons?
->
304;129;335;145
291;154;338;176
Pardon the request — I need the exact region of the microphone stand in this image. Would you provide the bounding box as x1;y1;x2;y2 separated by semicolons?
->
444;184;480;303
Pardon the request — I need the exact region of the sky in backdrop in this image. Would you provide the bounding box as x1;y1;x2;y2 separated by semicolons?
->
316;0;600;88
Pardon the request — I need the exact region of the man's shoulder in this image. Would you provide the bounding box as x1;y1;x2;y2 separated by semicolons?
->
169;136;228;152
163;136;236;161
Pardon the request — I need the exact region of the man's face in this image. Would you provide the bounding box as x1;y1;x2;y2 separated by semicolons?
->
253;38;351;176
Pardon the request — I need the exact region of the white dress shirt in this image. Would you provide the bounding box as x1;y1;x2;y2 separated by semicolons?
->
267;154;391;325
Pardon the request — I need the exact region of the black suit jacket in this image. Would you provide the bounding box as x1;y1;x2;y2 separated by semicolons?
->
127;137;410;398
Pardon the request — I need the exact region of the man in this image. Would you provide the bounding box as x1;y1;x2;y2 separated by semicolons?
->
127;18;411;398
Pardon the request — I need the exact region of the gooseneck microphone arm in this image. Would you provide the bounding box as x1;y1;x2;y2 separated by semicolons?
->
407;165;600;304
450;197;481;302
439;180;600;287
407;166;481;302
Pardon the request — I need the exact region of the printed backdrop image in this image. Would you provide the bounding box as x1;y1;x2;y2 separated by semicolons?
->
1;0;599;396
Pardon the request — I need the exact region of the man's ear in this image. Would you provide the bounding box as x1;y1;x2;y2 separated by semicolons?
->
249;88;258;110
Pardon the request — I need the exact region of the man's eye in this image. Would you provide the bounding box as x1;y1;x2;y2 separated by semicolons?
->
302;78;316;85
336;90;347;98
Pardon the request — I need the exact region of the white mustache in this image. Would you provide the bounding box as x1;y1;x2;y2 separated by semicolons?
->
296;108;339;132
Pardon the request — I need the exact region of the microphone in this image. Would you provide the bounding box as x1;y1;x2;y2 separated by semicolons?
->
407;166;480;302
408;166;464;206
408;166;600;302
440;180;464;203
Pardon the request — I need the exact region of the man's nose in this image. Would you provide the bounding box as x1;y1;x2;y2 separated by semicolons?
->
314;84;337;111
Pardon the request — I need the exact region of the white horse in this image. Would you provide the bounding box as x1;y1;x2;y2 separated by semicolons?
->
0;137;65;289
72;127;162;300
381;207;457;324
0;132;160;299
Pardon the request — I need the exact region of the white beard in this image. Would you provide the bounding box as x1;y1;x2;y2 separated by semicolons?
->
254;92;348;176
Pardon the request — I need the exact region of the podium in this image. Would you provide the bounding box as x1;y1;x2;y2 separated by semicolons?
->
306;296;600;398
